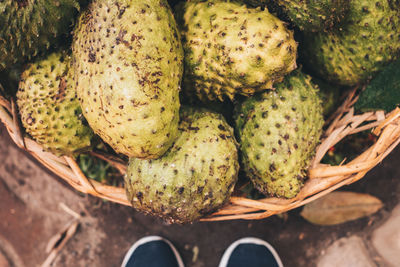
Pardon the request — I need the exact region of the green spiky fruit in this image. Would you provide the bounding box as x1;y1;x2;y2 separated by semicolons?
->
0;0;80;71
17;52;93;156
125;107;239;224
235;71;324;198
243;0;270;7
301;0;400;86
312;77;340;117
176;0;297;101
72;0;183;159
276;0;349;32
244;0;349;32
0;64;23;96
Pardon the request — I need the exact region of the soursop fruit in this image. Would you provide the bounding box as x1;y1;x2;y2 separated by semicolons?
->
313;77;340;117
17;52;93;156
176;0;297;101
0;64;23;96
244;0;349;32
125;107;239;224
0;0;81;71
235;71;324;198
72;0;183;159
243;0;270;7
301;0;400;86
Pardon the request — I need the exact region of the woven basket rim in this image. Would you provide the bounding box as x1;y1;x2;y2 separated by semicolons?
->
1;87;400;221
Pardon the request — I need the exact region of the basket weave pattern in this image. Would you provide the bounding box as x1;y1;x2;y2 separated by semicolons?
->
1;88;400;221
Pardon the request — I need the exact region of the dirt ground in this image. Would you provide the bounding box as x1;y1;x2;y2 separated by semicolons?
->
87;157;400;267
0;124;399;267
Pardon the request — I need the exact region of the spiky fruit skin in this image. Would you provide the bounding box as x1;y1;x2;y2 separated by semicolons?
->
278;0;349;31
176;0;297;102
235;71;324;198
301;0;400;86
125;107;239;224
0;64;23;96
72;0;183;159
17;52;93;156
312;77;340;117
243;0;270;7
0;0;80;71
245;0;349;32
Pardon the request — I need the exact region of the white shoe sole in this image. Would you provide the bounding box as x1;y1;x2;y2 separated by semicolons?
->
121;235;185;267
218;237;284;267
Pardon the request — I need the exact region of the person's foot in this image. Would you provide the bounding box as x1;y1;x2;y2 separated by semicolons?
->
218;237;283;267
121;236;185;267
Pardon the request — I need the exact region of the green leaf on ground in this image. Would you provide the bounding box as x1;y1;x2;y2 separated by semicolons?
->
300;191;383;226
355;59;400;112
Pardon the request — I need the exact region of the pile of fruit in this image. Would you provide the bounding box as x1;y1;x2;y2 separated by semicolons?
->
1;0;399;224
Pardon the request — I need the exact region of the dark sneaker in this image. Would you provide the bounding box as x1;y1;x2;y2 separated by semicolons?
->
121;236;185;267
219;237;283;267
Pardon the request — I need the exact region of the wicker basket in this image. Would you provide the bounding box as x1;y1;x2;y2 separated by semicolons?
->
1;88;400;221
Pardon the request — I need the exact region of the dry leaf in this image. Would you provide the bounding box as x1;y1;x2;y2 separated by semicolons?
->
300;191;383;225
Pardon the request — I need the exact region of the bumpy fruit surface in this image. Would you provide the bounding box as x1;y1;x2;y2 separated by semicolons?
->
235;71;324;198
245;0;349;32
313;77;340;117
176;0;297;101
125;107;239;224
0;64;22;96
0;0;80;71
301;0;400;86
17;52;93;156
72;0;183;159
243;0;270;7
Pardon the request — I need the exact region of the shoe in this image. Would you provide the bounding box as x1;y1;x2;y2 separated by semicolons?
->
121;236;185;267
218;237;283;267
